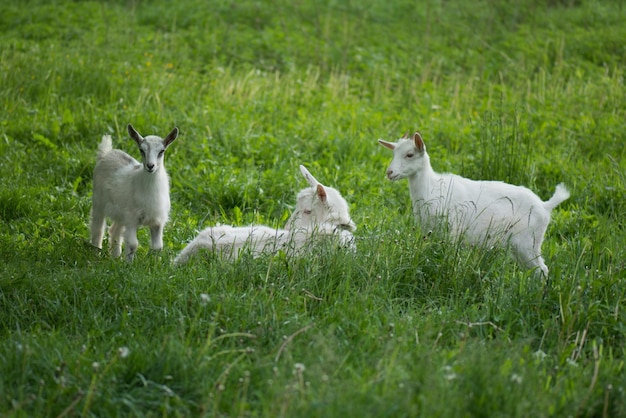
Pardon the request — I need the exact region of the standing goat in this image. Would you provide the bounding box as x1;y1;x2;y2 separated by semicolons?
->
90;124;179;261
173;165;356;264
378;131;570;276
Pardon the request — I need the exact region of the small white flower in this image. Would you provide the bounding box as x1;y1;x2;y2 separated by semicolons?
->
294;363;306;373
200;293;211;305
443;365;457;381
511;373;523;384
118;346;130;359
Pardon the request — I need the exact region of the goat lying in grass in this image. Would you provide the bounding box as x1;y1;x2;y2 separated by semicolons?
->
173;165;356;265
379;131;570;276
90;124;179;261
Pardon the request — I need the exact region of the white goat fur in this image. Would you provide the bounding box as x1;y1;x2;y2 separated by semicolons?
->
378;132;570;276
90;124;179;261
173;165;356;264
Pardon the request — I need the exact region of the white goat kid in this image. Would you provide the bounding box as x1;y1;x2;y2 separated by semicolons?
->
173;165;356;265
90;124;179;261
285;165;356;233
378;132;570;276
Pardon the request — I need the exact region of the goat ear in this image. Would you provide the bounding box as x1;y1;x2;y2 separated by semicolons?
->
299;165;319;187
402;130;410;139
316;184;327;203
163;127;179;149
378;139;396;150
413;132;425;153
128;123;143;145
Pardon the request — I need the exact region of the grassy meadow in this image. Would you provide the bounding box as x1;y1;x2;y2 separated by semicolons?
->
1;0;625;416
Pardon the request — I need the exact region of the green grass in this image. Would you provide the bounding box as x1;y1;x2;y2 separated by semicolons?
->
1;0;625;416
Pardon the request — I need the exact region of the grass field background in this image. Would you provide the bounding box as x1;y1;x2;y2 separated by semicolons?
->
1;0;625;416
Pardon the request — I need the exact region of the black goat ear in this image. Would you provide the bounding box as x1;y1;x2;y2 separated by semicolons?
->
128;123;143;145
163;127;179;149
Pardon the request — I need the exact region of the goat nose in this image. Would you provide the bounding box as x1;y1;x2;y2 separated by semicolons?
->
147;163;155;170
386;169;393;177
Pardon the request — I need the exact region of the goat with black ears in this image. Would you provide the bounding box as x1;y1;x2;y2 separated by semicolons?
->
90;124;179;261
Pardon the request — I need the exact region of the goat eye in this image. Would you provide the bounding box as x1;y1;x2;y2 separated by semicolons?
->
406;153;415;158
303;209;312;215
158;150;164;157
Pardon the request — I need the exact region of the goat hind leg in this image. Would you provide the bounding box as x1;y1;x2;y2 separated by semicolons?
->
90;209;106;249
173;233;214;265
512;241;548;278
526;254;549;278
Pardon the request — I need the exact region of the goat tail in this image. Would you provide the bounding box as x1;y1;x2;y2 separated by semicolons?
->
97;134;113;160
543;183;570;211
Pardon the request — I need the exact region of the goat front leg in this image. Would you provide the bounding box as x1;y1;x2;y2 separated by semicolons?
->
124;225;139;262
109;222;125;258
150;224;164;251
